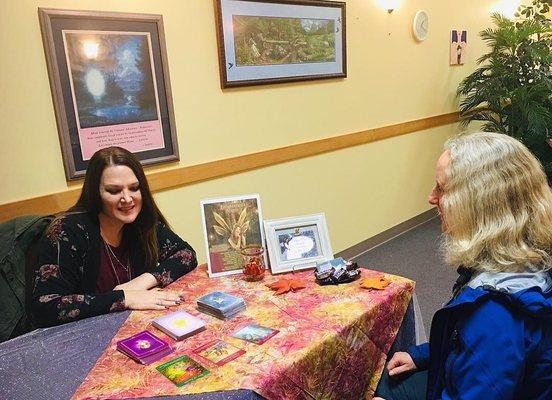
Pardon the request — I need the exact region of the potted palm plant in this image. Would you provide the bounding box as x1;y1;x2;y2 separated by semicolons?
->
457;0;551;181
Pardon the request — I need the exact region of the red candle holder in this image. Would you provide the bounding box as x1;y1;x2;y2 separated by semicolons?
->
240;244;266;281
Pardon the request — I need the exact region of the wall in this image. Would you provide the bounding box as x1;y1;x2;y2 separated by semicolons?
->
0;0;506;263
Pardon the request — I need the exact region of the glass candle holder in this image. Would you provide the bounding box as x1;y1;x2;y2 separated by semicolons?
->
240;244;266;281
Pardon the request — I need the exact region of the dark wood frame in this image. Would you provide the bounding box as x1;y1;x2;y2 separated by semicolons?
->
38;8;179;180
214;0;347;88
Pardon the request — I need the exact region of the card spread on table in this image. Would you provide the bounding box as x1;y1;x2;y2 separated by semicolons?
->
196;291;244;313
152;310;206;340
193;339;246;366
117;330;167;358
116;330;173;364
231;323;279;344
156;355;209;387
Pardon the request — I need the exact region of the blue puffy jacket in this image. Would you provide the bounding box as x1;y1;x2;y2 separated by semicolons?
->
407;271;552;400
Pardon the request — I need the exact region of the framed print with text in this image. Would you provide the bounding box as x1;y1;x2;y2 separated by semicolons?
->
200;194;267;277
264;213;333;274
215;0;346;88
39;8;179;180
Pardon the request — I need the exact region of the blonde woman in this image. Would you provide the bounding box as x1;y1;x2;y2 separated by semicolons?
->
375;132;552;400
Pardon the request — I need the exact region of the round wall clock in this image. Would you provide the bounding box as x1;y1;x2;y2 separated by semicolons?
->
413;10;429;41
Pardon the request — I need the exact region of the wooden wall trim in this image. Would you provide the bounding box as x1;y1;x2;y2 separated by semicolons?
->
0;111;459;222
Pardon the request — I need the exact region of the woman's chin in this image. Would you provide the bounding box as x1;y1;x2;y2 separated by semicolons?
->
115;211;139;224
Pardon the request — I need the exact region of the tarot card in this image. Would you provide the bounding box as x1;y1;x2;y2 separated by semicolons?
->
193;339;245;366
231;323;279;345
156;355;209;387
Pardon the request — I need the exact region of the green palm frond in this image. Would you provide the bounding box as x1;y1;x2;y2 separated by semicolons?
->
458;2;552;182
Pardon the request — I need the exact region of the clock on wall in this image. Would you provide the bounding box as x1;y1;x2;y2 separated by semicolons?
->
413;10;429;41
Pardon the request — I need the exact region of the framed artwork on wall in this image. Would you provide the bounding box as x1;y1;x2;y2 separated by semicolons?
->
214;0;347;88
38;8;179;180
264;213;333;274
200;194;267;277
450;29;467;65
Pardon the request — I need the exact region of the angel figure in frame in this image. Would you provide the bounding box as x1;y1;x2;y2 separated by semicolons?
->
212;207;250;250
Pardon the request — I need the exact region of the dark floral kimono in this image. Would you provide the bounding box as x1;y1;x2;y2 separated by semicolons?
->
32;212;197;327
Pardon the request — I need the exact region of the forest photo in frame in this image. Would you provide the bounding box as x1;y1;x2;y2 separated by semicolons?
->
215;0;346;87
39;8;179;179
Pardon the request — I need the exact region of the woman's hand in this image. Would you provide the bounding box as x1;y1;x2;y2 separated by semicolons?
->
122;288;183;310
387;351;417;377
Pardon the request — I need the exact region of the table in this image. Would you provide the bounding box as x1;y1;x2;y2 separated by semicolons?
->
0;265;419;400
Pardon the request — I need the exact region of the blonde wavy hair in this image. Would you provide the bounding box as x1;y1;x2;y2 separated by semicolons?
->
441;132;552;272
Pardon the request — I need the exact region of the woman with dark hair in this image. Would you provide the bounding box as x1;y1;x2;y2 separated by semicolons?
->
32;147;197;327
374;132;552;399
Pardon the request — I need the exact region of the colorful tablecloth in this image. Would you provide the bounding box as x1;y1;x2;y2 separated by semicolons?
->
72;265;414;400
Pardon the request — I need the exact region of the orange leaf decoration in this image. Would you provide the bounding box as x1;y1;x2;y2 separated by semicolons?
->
359;276;391;290
266;278;306;295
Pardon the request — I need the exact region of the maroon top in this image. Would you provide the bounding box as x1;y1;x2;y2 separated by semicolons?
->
95;241;132;294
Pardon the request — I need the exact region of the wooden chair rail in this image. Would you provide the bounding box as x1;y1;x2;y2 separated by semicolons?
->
0;111;459;222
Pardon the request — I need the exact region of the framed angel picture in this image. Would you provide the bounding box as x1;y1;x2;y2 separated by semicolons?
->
200;194;267;277
39;8;179;179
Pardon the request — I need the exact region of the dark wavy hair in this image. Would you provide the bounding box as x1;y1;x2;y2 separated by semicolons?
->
71;146;168;268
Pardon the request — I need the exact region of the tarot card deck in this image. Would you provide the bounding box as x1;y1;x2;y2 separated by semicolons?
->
152;310;207;341
116;330;173;364
196;291;246;319
156;355;209;387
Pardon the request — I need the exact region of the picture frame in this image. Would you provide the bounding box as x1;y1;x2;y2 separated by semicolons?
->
200;194;267;277
214;0;347;88
38;8;179;180
264;213;333;274
450;29;467;65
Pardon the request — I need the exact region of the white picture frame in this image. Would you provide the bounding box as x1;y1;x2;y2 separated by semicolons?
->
264;213;333;274
200;194;267;277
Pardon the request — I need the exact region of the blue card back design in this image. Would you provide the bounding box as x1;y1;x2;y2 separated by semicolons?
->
197;291;242;312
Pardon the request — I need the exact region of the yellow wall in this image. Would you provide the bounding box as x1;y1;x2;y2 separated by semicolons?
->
0;0;509;262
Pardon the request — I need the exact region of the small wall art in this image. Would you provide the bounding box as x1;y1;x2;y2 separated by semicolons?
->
450;29;467;65
214;0;346;88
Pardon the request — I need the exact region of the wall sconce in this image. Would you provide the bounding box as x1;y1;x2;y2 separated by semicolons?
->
490;0;521;19
386;0;399;13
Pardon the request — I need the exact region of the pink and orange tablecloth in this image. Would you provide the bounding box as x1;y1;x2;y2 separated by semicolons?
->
72;264;414;400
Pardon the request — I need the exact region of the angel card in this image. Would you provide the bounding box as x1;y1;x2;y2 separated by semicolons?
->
156;355;209;387
200;194;266;277
193;339;245;366
231;323;279;344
